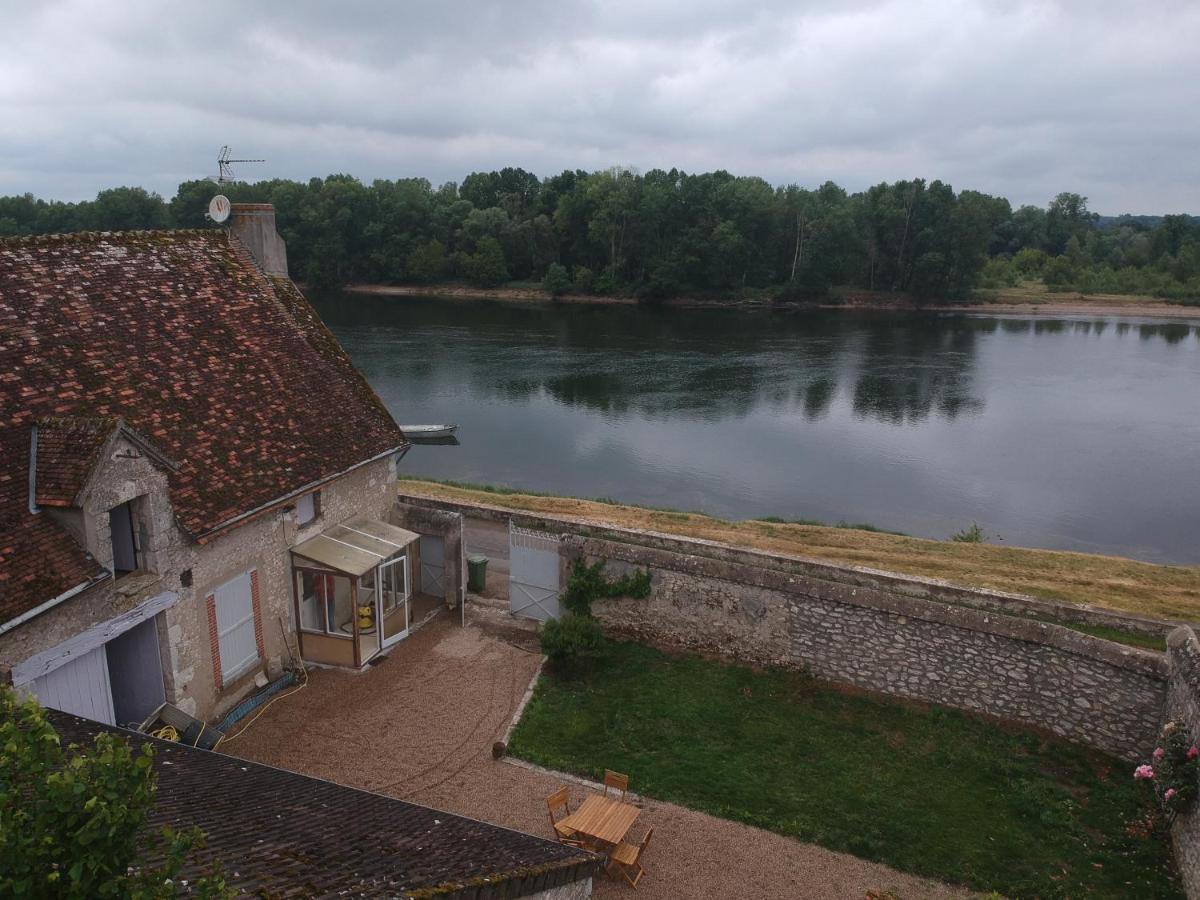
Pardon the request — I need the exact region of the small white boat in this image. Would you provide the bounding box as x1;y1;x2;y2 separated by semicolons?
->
401;424;458;439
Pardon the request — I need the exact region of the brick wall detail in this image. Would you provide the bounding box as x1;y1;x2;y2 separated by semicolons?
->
251;569;266;661
206;594;222;692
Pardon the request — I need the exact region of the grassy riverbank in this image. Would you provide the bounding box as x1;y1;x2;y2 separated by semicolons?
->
398;478;1200;623
509;639;1180;898
349;281;1200;318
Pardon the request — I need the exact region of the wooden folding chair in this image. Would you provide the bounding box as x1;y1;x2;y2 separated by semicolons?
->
545;786;583;846
607;825;653;889
603;769;629;801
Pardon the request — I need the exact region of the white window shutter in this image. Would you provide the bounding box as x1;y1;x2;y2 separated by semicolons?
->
214;571;258;682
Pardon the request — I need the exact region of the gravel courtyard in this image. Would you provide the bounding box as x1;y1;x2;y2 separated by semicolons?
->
222;606;970;899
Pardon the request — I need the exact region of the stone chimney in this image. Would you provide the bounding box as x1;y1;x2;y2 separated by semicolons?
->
229;203;288;277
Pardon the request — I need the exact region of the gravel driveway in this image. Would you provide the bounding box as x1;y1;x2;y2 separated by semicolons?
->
222;608;971;900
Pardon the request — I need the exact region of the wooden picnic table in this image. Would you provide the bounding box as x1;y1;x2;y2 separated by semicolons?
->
557;793;640;848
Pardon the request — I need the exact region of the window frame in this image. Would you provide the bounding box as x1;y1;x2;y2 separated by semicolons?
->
295;491;321;527
108;499;141;577
293;564;354;640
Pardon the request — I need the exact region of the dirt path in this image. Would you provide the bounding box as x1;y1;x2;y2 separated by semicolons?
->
223;613;971;899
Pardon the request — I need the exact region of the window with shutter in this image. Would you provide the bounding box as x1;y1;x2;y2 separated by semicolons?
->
213;570;259;682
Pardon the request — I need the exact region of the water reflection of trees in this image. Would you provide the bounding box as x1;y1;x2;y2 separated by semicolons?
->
313;294;1199;425
850;320;985;423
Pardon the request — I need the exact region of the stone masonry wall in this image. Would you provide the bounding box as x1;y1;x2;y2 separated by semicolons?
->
400;491;1178;639
567;533;1167;761
392;501;465;609
1167;627;1200;898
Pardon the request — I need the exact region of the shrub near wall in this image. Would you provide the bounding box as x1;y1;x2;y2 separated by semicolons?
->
566;534;1167;761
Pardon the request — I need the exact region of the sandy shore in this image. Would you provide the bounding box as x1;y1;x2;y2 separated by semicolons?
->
927;299;1200;320
343;282;1200;319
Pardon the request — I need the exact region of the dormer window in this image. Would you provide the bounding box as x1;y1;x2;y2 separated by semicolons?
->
109;499;140;577
296;491;321;526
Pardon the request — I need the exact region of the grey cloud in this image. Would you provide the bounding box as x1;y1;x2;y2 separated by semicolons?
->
1;0;1197;212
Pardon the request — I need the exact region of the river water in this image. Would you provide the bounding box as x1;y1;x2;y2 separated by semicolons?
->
311;293;1200;565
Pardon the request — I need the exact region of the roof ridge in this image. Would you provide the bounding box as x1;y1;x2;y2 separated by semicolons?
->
35;414;120;431
0;228;225;246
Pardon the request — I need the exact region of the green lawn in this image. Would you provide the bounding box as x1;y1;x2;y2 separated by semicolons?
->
508;640;1181;898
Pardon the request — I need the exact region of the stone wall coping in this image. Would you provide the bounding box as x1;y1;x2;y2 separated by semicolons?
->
393;500;463;532
1168;626;1200;693
397;491;1183;640
566;533;1168;681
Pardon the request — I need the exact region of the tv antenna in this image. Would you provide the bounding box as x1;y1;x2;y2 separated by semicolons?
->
213;145;264;184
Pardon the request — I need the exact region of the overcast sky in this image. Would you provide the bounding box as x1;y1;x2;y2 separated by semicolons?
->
2;0;1196;213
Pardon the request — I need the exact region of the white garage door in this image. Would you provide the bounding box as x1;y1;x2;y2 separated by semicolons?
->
31;645;116;726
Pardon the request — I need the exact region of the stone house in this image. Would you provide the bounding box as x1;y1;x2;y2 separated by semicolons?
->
0;206;425;725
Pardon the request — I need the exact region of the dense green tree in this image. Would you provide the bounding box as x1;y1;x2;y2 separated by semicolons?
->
543;261;571;296
0;687;232;898
406;238;447;282
465;236;509;287
1045;192;1095;255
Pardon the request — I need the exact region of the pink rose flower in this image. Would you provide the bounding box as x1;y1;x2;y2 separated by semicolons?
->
1135;764;1155;780
1166;788;1178;801
1153;747;1166;761
1189;746;1198;761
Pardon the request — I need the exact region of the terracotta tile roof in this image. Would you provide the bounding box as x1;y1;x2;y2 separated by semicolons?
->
0;229;407;621
33;416;119;507
48;710;601;899
0;427;108;623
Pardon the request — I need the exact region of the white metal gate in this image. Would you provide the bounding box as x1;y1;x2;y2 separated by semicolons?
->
509;524;561;621
420;534;445;596
31;645;116;726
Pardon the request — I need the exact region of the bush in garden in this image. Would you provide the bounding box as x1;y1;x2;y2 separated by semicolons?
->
539;613;604;672
1133;720;1199;823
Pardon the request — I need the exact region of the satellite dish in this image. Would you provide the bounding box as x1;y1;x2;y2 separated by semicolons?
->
208;194;231;224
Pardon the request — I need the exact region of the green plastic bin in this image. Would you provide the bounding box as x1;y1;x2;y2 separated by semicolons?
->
467;555;489;593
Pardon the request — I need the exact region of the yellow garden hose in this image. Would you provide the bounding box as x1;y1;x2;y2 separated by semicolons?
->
214;666;307;749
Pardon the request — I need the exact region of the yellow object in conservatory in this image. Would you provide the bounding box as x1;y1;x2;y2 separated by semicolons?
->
357;604;374;630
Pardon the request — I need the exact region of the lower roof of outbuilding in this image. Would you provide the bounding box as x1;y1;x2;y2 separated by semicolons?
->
292;515;420;576
48;710;601;899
